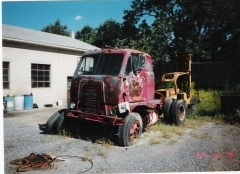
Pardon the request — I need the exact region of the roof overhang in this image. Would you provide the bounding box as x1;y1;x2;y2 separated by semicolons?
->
2;37;90;52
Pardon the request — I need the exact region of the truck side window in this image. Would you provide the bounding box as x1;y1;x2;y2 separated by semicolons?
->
124;54;145;76
125;56;132;75
132;54;145;75
139;54;145;69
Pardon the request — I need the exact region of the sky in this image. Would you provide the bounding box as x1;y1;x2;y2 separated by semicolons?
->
2;0;133;32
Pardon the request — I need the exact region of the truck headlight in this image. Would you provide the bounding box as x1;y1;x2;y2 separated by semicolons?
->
70;102;75;109
109;108;116;115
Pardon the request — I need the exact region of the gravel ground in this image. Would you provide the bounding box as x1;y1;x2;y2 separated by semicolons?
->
4;108;240;173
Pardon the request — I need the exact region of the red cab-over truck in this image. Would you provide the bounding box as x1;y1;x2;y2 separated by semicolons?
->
44;48;192;146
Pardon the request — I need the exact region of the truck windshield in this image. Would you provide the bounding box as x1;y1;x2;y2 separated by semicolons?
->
75;53;124;76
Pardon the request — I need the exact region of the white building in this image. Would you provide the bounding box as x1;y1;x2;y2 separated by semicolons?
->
2;24;99;108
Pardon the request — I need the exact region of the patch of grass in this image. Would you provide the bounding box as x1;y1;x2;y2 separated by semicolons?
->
184;117;204;129
96;150;107;158
191;89;221;116
147;122;184;139
59;129;71;138
200;132;211;139
95;138;114;148
82;154;92;162
189;132;199;139
162;132;172;139
5;143;14;149
95;146;107;158
167;140;177;145
84;146;91;152
190;132;210;140
149;137;161;145
148;123;174;139
169;126;185;136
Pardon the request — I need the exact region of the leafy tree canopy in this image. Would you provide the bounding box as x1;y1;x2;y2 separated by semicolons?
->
93;19;122;48
41;19;69;36
75;25;96;45
121;0;240;62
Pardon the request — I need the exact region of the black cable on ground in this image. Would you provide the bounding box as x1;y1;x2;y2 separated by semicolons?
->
51;155;93;174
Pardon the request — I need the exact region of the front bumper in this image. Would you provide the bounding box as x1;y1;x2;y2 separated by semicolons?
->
66;110;124;126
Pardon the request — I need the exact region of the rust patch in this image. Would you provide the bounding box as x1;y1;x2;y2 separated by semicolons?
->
103;76;121;104
129;80;143;101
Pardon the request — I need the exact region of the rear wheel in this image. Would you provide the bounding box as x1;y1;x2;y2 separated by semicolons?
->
163;98;174;123
171;99;186;125
118;112;143;146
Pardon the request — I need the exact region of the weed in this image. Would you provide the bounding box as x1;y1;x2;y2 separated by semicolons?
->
167;140;177;145
184;117;204;129
5;143;14;149
59;129;71;138
96;138;113;148
148;124;173;139
192;89;221;116
84;146;91;152
82;154;92;161
96;150;107;158
170;126;185;136
190;132;199;139
149;137;161;145
162;132;172;139
84;146;108;158
190;132;210;140
201;132;210;139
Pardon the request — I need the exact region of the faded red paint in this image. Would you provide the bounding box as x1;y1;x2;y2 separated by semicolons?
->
66;48;160;126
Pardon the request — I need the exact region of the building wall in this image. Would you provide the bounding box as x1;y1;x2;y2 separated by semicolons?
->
2;41;82;108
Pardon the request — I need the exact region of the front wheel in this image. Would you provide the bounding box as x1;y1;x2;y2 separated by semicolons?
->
46;109;66;133
171;100;187;126
118;112;143;146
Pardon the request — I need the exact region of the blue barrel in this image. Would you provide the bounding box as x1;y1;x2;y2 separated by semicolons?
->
24;95;33;110
3;96;14;111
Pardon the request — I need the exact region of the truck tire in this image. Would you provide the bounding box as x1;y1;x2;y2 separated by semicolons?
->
54;109;66;132
46;109;66;133
163;98;174;123
171;99;186;125
118;112;143;146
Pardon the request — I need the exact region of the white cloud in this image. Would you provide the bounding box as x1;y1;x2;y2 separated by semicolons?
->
74;16;83;20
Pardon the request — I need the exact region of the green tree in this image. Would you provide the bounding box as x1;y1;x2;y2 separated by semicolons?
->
122;0;240;62
75;25;97;45
93;19;122;48
119;0;240;88
41;19;69;36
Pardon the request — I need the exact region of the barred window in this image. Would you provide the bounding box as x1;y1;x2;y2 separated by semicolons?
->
3;62;9;89
31;64;50;88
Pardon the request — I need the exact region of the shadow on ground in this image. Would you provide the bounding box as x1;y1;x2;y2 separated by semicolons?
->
39;118;120;146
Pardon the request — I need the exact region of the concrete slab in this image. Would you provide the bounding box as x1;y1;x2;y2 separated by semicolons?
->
3;106;66;127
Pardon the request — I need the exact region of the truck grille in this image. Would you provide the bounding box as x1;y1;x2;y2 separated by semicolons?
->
82;83;101;114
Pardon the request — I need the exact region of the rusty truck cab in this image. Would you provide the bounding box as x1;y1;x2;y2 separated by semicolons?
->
66;48;158;126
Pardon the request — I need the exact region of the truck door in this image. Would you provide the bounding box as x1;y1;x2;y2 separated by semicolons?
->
124;54;146;102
